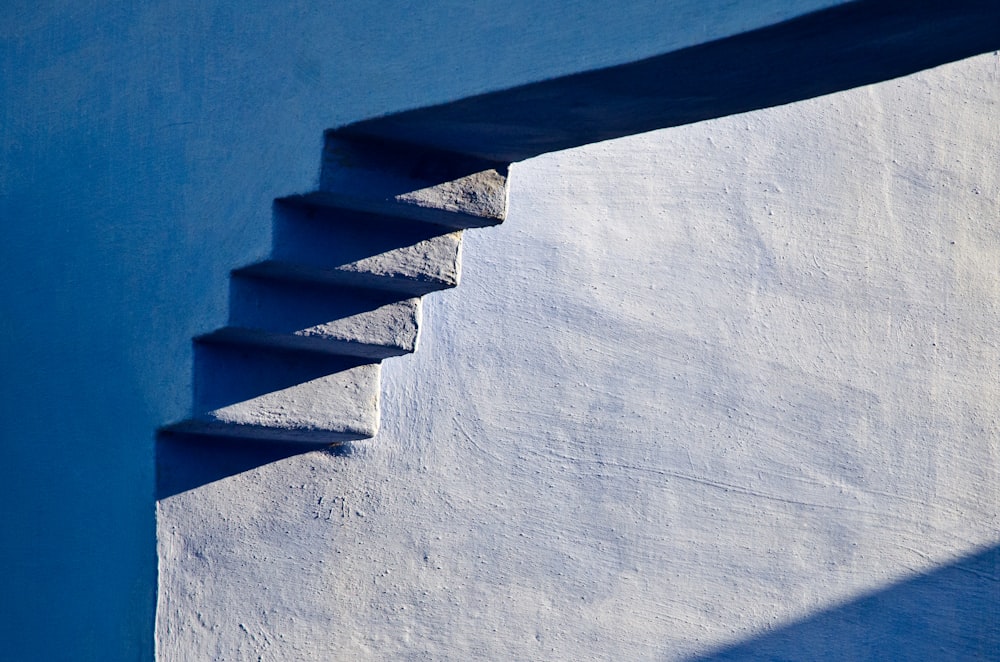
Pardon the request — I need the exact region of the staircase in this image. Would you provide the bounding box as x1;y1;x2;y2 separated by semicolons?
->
162;131;510;446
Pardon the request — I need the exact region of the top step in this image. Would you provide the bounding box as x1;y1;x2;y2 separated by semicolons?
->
299;131;510;230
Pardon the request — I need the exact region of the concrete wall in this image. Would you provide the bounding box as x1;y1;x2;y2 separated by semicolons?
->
3;2;858;658
158;54;1000;659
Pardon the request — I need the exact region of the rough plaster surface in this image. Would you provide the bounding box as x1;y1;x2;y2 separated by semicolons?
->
11;3;830;654
165;53;1000;659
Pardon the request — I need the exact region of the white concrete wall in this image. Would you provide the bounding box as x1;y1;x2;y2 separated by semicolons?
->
157;53;1000;660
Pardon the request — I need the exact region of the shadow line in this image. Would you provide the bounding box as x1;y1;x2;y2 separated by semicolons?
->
156;431;355;500
687;543;1000;661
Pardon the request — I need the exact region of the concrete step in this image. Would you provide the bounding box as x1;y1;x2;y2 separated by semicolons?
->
299;130;509;230
240;200;463;296
200;274;421;361
167;343;380;445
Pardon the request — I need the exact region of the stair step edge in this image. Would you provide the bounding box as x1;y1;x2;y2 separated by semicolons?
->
163;418;376;445
198;327;415;361
236;261;457;296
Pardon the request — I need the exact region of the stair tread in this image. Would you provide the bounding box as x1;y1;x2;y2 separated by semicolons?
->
265;202;463;295
168;352;380;445
219;275;421;359
313;131;508;230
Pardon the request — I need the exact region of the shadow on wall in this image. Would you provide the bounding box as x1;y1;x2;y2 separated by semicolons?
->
157;433;354;499
688;543;1000;662
156;198;456;500
157;133;509;500
341;0;1000;161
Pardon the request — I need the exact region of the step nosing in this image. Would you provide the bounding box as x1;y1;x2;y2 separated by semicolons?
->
165;419;376;444
234;261;457;295
199;327;414;359
201;326;410;346
279;191;503;230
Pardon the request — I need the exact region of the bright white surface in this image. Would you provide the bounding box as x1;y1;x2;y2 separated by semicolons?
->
158;53;1000;659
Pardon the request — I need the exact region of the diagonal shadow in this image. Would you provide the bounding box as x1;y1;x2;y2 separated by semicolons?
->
189;341;368;415
341;0;1000;162
156;431;355;500
270;198;460;271
158;194;462;499
688;543;1000;661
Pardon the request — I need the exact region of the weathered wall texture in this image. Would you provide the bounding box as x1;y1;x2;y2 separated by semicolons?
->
158;54;1000;659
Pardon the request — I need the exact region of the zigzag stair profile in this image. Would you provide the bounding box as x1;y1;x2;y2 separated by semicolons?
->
164;131;510;446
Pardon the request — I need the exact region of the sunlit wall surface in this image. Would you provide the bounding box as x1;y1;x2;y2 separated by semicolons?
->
159;54;1000;659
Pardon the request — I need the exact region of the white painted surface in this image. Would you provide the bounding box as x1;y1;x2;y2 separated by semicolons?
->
157;53;1000;659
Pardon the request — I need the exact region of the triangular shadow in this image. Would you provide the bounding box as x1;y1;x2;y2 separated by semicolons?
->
271;197;458;269
156;430;355;500
688;543;1000;661
191;341;366;415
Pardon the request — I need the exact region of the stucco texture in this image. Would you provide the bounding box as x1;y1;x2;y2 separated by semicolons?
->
157;54;1000;659
5;2;845;657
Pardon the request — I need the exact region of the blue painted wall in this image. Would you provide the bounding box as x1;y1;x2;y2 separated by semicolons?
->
0;1;851;657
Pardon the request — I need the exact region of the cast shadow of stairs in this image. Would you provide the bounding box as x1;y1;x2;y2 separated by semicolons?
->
157;132;509;499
